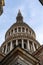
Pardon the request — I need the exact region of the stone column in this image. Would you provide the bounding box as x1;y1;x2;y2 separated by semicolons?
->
21;27;22;32
17;27;18;32
5;44;7;54
25;28;26;32
10;41;13;51
16;40;18;46
37;45;38;49
27;40;30;50
32;42;36;51
22;39;24;48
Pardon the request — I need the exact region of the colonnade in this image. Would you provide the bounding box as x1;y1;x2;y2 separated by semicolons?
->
2;39;38;54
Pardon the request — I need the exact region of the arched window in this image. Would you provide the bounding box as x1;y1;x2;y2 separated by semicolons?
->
18;39;22;48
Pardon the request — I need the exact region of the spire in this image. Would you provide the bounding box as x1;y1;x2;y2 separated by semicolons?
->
16;10;23;23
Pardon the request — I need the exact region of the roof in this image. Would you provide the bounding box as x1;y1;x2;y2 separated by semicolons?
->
1;46;40;65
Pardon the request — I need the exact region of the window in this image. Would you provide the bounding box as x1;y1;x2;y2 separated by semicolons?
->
26;28;28;32
34;43;36;50
18;27;21;32
24;43;26;49
29;41;32;50
22;27;25;32
7;42;10;52
11;29;13;33
12;40;16;48
24;40;27;49
15;28;17;32
18;39;22;48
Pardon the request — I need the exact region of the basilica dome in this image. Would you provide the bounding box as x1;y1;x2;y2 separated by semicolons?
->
1;10;40;54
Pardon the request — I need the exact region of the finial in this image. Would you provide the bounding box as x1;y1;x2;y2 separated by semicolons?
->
16;10;23;23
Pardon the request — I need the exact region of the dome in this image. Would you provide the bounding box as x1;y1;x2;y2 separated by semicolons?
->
5;10;36;40
1;10;40;54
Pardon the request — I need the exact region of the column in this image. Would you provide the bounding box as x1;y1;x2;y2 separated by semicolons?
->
21;27;22;32
37;45;38;49
27;40;30;50
5;44;7;54
25;28;26;32
17;27;18;32
22;39;24;48
16;40;18;46
10;41;13;51
32;42;36;51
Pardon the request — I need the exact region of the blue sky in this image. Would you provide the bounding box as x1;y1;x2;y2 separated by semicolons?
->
0;0;43;46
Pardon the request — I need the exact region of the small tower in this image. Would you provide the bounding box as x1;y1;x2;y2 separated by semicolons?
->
16;10;23;23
